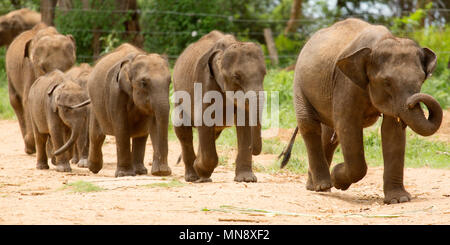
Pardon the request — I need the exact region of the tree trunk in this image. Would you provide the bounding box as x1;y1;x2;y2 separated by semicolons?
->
284;0;302;35
40;0;57;26
115;0;144;48
264;28;279;66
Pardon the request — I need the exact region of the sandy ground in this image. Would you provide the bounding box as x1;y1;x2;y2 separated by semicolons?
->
0;111;449;225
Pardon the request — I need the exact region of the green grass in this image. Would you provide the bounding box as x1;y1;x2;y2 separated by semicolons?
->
144;178;185;188
63;180;104;193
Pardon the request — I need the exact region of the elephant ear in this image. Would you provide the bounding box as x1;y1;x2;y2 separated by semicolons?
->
47;83;60;113
24;39;32;59
422;47;436;79
107;57;134;96
194;47;224;91
336;47;372;90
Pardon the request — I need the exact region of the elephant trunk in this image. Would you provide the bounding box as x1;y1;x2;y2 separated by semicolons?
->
251;91;264;155
53;125;80;156
399;93;443;136
154;98;170;163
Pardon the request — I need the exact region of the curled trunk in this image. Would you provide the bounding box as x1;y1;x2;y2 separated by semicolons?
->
53;126;79;156
400;93;443;136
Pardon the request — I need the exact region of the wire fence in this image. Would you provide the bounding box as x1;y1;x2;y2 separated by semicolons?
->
0;6;449;63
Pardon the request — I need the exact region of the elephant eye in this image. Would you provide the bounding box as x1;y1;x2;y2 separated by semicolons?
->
233;74;241;81
383;80;391;88
140;80;147;88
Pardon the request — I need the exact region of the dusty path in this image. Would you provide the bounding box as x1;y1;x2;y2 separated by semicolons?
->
0;117;449;225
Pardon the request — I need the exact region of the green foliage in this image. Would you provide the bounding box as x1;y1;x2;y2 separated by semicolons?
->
64;180;103;193
54;0;130;63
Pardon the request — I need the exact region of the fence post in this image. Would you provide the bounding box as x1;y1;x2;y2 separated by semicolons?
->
264;28;279;67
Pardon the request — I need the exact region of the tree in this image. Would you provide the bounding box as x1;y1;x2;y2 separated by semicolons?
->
40;0;57;26
284;0;302;34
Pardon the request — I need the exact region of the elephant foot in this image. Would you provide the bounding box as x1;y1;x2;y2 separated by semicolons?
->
306;171;332;192
195;177;212;183
234;171;257;183
193;161;214;181
24;135;36;154
384;187;411;204
88;160;103;174
134;163;148;175
56;163;72;172
185;167;200;182
331;163;352;191
71;157;79;164
115;166;136;177
25;147;36;155
77;158;88;168
151;162;171;176
36;162;49;170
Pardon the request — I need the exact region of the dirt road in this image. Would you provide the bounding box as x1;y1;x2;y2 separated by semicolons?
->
0;117;449;225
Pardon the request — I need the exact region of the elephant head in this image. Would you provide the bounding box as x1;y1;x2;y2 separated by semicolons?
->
0;8;40;47
109;53;171;155
337;37;442;136
195;36;267;155
0;13;24;46
47;77;90;156
25;26;76;77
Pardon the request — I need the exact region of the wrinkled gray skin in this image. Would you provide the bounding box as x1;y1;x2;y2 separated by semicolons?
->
64;63;93;167
28;70;90;172
0;8;41;47
173;31;266;183
6;23;76;154
283;18;443;204
87;43;172;177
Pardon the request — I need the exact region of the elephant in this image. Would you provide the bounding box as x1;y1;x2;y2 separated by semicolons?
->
172;30;266;183
28;70;90;172
279;18;443;204
64;63;93;166
65;63;92;90
87;43;172;177
6;23;76;154
0;8;41;47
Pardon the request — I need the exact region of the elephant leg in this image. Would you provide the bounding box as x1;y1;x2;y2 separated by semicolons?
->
321;124;339;166
235;125;257;182
148;116;171;176
32;123;49;170
193;126;218;182
49;126;72;172
77;123;89;168
131;135;148;175
331;120;367;191
88;114;105;174
22;95;35;155
71;144;79;164
113;113;134;177
46;138;56;166
174;125;198;182
381;115;411;204
8;85;35;154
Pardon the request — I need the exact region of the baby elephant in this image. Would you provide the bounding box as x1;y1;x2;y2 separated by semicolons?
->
28;70;90;172
87;43;172;177
64;63;93;167
281;18;443;204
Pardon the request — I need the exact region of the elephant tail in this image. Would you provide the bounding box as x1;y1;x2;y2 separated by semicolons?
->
176;154;182;165
278;126;298;169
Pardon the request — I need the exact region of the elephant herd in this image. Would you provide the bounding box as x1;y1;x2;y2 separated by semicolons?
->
2;9;443;204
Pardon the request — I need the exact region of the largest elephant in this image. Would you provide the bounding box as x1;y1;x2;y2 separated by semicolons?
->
280;18;443;204
0;8;41;47
173;31;266;183
6;23;76;154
